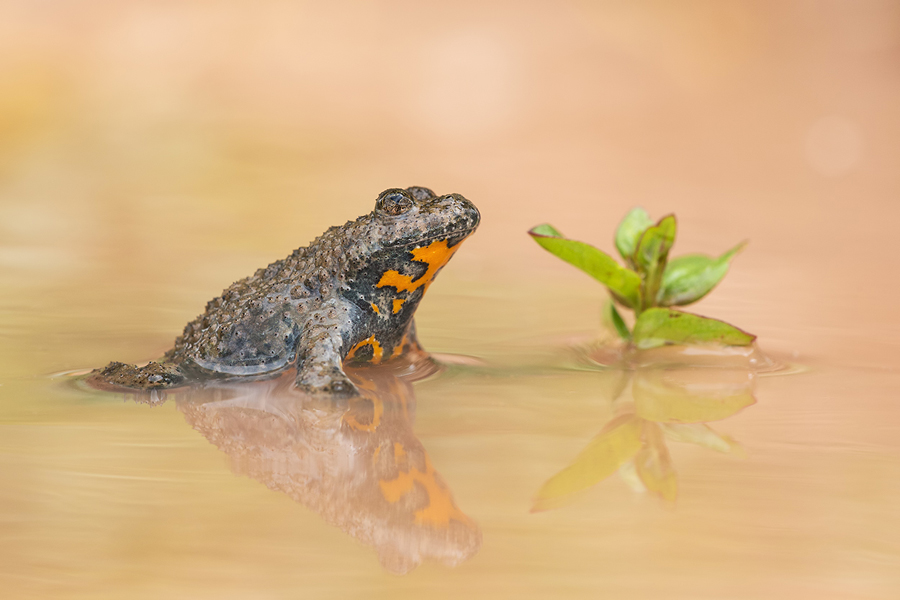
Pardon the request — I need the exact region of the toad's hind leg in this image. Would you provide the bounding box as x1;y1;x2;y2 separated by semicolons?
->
294;323;357;397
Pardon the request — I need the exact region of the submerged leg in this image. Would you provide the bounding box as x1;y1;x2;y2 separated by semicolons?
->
403;318;426;354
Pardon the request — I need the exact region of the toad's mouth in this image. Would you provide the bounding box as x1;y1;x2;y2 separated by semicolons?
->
393;226;477;249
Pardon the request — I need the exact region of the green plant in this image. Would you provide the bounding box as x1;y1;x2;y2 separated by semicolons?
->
528;208;755;349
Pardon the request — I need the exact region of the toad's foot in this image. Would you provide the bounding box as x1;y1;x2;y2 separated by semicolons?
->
295;364;358;397
91;360;185;390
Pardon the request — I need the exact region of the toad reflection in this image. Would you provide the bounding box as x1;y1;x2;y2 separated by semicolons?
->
533;354;759;511
124;360;481;574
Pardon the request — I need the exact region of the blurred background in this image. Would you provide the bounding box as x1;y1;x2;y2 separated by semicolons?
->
2;2;900;597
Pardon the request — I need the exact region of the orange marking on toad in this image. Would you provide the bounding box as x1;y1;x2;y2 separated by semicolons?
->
370;302;380;315
392;299;405;314
376;239;460;294
390;333;408;359
346;335;383;364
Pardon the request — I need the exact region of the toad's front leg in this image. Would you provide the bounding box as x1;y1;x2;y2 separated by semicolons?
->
293;309;358;397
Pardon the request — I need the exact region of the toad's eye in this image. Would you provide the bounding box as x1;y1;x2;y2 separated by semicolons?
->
375;189;414;216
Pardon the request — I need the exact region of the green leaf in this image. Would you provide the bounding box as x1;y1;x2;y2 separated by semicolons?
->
659;241;747;306
530;223;564;238
532;414;643;512
633;368;757;423
614;207;653;265
633;215;676;272
633;215;676;309
632;308;756;349
529;225;642;309
608;303;631;340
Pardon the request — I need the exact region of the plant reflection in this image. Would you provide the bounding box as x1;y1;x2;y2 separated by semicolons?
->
117;357;481;575
533;356;756;511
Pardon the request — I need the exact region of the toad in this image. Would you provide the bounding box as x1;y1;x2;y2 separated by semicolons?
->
93;187;480;396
